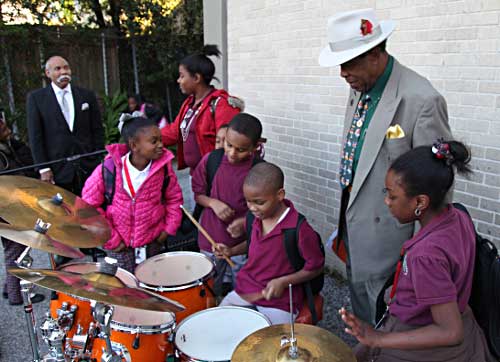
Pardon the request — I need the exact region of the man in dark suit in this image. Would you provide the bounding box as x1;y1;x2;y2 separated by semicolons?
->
27;55;104;195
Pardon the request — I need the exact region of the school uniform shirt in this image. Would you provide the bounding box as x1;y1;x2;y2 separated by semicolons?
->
191;152;254;252
235;199;325;313
121;152;152;198
389;205;476;326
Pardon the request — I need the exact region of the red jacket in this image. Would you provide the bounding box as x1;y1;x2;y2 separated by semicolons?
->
161;88;241;170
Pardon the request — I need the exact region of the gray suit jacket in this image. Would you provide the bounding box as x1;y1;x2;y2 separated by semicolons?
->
342;59;452;283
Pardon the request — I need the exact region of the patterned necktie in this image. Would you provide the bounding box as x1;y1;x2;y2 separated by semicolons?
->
60;90;71;127
339;94;371;189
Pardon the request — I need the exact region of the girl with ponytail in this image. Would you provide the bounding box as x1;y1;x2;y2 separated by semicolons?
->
161;44;243;174
340;140;495;362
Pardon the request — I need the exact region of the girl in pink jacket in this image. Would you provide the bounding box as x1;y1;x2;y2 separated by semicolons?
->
82;116;183;272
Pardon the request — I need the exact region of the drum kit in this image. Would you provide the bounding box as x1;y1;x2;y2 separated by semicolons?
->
0;175;356;362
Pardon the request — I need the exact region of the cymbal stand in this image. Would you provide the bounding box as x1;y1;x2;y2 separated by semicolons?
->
20;279;41;362
16;245;33;268
278;284;299;361
94;303;121;362
287;284;298;359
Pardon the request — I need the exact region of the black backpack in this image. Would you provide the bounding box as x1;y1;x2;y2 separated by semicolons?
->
101;158;170;209
246;211;325;324
453;203;500;359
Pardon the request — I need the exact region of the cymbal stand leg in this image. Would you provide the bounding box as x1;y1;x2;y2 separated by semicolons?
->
21;280;41;362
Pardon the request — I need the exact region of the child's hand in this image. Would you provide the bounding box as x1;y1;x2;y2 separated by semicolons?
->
213;243;232;259
262;278;287;300
226;217;245;238
339;307;380;347
156;231;168;244
111;242;126;252
210;200;235;222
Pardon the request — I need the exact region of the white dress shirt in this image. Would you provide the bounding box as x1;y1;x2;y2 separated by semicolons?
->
51;82;75;131
121;152;152;198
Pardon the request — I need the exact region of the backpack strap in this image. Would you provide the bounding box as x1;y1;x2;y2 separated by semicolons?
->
206;148;225;197
283;213;319;324
210;97;221;120
101;158;116;208
160;164;170;204
245;211;256;252
190;148;225;221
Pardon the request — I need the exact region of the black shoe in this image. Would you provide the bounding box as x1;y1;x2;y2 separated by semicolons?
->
2;291;7;299
9;293;45;306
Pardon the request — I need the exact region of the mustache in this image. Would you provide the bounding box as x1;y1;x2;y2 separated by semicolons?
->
57;75;71;83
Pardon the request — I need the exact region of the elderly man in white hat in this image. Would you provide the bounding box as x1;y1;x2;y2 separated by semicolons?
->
319;9;452;324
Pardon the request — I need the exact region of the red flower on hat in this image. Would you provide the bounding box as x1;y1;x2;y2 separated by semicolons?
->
360;19;373;36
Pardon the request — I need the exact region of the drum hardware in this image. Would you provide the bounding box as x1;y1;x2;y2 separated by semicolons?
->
21;279;42;362
93;303;123;362
8;267;185;313
54;302;78;332
279;284;299;359
0;175;111;248
16;245;34;268
135;251;215;322
0;222;85;259
39;314;66;362
173;306;271;361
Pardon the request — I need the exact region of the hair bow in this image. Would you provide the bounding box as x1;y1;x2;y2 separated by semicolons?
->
431;138;453;165
117;111;144;133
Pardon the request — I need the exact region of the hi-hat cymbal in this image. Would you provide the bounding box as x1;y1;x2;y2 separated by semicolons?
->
0;176;110;248
231;323;356;362
8;268;185;313
0;223;85;259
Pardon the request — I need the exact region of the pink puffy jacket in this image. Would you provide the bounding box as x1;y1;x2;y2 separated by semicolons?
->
82;144;183;250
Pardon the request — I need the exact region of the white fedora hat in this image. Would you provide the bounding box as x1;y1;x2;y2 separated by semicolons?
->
319;8;395;67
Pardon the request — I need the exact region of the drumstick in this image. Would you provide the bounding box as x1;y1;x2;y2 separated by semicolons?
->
180;205;235;268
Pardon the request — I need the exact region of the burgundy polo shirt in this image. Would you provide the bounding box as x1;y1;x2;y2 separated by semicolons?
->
389;205;476;326
192;152;254;251
235;200;325;313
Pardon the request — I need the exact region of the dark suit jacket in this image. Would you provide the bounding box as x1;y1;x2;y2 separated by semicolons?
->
26;84;104;185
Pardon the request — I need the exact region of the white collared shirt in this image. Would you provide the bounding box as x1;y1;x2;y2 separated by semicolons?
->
121;152;152;198
51;82;75;131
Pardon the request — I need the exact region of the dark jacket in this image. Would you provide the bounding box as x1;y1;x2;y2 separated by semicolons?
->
26;84;104;185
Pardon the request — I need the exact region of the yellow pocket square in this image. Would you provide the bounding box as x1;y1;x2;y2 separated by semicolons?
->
386;124;405;139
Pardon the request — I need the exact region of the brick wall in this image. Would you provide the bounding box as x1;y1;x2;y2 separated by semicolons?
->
226;0;500;270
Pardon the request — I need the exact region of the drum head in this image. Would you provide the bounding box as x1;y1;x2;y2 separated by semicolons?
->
111;305;175;333
135;252;214;287
175;307;270;361
60;262;138;287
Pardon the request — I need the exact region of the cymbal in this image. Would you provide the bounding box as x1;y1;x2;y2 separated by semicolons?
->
8;268;185;313
0;223;85;259
0;176;110;247
231;324;356;362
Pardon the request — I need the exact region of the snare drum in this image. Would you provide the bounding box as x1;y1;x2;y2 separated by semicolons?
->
50;262;138;339
135;252;216;322
174;307;271;361
91;306;175;362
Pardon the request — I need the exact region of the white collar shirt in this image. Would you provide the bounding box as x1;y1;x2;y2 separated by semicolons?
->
121;152;152;198
51;82;75;131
